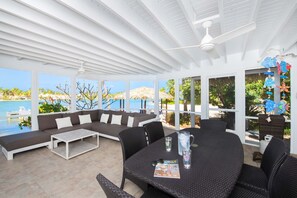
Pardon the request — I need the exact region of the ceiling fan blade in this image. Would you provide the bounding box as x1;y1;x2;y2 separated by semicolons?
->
207;48;220;59
164;44;201;51
212;22;256;44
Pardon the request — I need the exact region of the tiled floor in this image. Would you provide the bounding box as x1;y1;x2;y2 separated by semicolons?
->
0;128;261;198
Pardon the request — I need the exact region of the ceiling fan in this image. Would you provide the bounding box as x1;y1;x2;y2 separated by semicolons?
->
165;19;256;59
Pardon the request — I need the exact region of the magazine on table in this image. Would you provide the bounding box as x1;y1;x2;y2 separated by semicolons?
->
153;159;180;179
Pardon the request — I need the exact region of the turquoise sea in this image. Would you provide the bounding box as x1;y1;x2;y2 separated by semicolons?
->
0;100;154;137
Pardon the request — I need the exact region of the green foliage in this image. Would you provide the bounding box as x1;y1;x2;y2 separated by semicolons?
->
18;116;31;130
39;102;68;113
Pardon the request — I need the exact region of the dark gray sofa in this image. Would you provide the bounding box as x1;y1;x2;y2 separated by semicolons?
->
0;109;157;160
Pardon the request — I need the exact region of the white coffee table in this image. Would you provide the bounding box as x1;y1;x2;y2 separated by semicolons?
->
51;129;99;160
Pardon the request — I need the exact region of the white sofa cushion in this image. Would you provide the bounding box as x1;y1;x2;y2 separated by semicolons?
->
111;114;122;125
100;113;109;123
79;114;92;124
55;117;73;129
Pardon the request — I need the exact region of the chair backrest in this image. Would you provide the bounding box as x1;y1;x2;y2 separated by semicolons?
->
270;156;297;198
261;137;287;186
96;173;134;198
118;127;147;161
200;119;227;132
143;121;165;144
258;114;285;140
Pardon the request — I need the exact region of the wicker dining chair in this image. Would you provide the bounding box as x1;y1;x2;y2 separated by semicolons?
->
118;127;148;190
97;173;173;198
236;137;288;195
270;156;297;198
200;119;227;132
143;121;165;144
230;156;297;198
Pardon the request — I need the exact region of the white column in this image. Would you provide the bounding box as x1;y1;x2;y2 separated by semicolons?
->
235;70;246;143
200;75;208;119
70;75;76;111
290;55;297;154
174;78;180;130
125;81;130;112
98;80;102;109
190;78;195;127
31;70;39;131
154;80;159;116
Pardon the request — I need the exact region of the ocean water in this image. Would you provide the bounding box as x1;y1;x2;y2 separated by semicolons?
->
0;99;154;136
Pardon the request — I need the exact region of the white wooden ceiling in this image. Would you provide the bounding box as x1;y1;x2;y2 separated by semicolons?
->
1;0;297;75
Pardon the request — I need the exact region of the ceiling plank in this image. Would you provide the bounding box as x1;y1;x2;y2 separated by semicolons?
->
1;0;169;73
217;0;227;63
55;0;178;70
0;12;163;74
259;0;297;57
0;22;158;74
98;0;193;69
0;31;152;74
241;0;262;60
0;39;139;74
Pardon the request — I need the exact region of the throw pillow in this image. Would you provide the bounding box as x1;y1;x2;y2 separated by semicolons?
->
111;114;122;125
55;117;73;129
79;114;92;124
100;113;109;123
127;116;134;127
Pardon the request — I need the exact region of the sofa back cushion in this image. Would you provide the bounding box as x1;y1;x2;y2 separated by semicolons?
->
38;113;63;131
102;110;123;123
63;111;82;125
82;110;99;121
121;112;135;125
133;114;156;127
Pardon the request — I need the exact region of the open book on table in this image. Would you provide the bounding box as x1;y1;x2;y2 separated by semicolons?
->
153;159;180;179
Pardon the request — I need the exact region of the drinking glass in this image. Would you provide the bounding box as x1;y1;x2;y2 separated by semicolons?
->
182;150;191;169
165;137;172;152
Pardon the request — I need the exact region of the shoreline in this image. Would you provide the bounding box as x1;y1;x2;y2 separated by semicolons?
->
0;99;31;102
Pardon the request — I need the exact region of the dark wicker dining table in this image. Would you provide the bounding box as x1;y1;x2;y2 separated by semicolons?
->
124;129;244;198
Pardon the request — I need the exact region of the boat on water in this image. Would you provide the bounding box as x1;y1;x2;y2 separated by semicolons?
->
6;106;31;119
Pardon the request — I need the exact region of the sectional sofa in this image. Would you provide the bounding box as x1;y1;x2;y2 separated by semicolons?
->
0;109;157;160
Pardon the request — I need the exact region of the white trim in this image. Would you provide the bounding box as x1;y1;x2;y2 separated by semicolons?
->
98;133;119;141
2;142;51;160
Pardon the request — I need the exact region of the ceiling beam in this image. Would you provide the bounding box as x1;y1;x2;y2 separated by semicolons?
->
217;0;227;63
0;45;125;75
0;39;139;74
98;0;193;69
241;0;262;60
0;31;152;74
259;0;297;57
0;12;164;74
139;0;202;68
55;0;178;70
0;49;116;75
0;22;159;74
1;0;169;73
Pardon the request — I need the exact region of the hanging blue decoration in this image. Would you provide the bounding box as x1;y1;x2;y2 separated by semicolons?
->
264;71;274;76
280;75;288;79
265;99;275;113
263;77;275;88
280;61;288;73
261;57;277;68
277;100;287;114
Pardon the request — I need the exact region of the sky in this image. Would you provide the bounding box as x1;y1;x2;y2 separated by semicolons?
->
0;68;168;93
